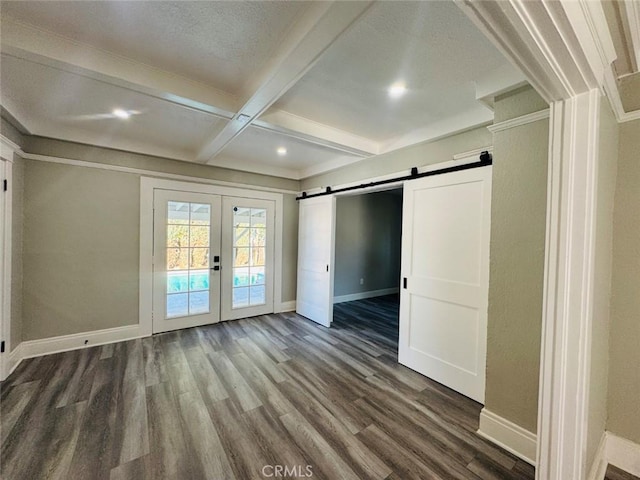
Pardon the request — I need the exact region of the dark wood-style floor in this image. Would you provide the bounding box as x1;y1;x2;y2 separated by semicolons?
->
1;295;537;480
606;465;640;480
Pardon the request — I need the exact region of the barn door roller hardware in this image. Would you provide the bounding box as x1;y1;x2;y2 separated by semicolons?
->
296;151;492;201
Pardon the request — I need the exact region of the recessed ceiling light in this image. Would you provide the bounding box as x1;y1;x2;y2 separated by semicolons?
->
113;109;131;119
277;147;287;156
388;82;407;99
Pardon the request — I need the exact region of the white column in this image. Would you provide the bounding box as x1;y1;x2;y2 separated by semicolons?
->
537;89;601;480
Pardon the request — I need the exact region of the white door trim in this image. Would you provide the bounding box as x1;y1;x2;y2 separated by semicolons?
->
536;89;601;480
0;135;17;381
140;177;284;336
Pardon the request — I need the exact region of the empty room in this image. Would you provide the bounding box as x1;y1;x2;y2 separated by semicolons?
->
1;1;639;480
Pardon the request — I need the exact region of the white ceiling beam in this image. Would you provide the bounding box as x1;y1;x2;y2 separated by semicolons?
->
379;106;494;154
0;17;239;119
254;109;379;157
197;1;374;164
474;63;528;109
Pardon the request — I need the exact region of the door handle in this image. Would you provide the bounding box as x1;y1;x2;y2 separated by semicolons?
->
211;266;220;271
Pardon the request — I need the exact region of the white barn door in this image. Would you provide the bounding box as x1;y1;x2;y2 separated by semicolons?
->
399;167;492;403
296;196;335;327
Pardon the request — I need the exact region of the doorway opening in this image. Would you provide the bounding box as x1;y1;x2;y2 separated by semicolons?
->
332;187;403;355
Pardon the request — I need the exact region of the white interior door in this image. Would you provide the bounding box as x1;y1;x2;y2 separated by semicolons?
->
296;195;335;327
220;197;275;320
153;190;221;333
399;166;492;403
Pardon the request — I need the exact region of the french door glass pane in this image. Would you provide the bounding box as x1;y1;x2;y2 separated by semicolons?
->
250;285;266;305
232;206;267;309
166;201;212;318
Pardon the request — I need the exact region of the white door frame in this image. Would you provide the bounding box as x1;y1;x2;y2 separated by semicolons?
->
0;136;17;381
456;2;618;478
140;177;284;336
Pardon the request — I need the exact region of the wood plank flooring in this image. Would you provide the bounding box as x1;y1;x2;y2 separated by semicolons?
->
1;295;535;479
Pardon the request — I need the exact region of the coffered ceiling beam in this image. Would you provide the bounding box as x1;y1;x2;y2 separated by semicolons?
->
197;1;374;164
1;17;239;120
254;109;379;157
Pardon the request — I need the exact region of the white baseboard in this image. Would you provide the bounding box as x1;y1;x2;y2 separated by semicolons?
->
333;287;399;304
20;324;142;360
477;408;537;465
607;433;640;477
587;432;608;480
275;301;296;313
1;342;24;380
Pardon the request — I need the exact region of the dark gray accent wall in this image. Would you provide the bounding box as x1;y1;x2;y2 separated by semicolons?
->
334;191;402;298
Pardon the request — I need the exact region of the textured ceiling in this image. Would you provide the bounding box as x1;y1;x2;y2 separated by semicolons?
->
1;55;227;161
0;0;525;179
2;1;309;94
274;1;504;141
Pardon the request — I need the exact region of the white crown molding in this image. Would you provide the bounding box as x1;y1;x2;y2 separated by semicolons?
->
477;408;537;466
0;135;21;161
20;152;299;194
452;146;493;162
488;109;550;133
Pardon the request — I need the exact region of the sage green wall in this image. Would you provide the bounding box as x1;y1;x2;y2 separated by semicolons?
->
493;85;548;123
23;160;140;339
334;191;402;298
586;98;619;468
11;156;24;351
20;139;300;340
282;194;299;304
485;87;548;433
608;118;640;445
301;126;493;191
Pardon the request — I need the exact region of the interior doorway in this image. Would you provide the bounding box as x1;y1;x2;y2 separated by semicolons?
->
333;188;403;306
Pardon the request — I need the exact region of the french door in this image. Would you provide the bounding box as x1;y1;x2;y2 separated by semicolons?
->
152;189;274;334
